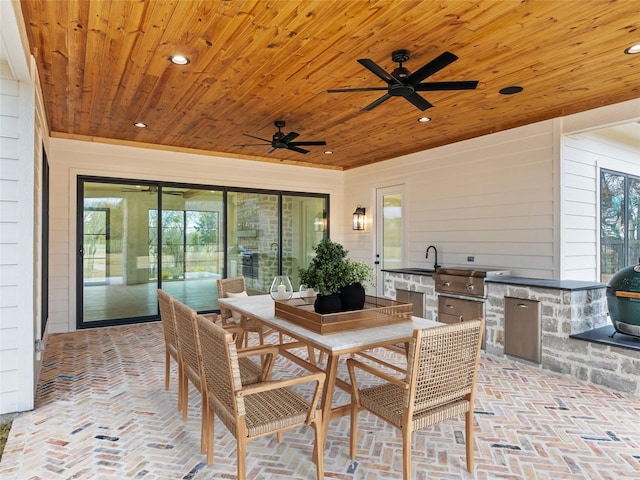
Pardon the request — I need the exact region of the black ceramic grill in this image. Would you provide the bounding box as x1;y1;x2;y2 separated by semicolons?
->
606;258;640;337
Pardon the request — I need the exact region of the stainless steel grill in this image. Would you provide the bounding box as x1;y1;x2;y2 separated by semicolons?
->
434;268;510;298
433;268;510;327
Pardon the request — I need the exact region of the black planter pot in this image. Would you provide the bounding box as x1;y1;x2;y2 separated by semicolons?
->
314;294;343;314
340;283;366;311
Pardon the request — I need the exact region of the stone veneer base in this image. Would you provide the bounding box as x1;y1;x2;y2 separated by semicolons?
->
383;271;640;397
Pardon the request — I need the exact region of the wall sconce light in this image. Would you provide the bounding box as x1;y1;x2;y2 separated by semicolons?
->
352;205;366;230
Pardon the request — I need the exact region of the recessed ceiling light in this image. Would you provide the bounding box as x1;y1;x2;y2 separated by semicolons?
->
418;117;431;123
324;150;333;155
499;86;524;95
624;43;640;54
169;55;190;65
133;122;147;128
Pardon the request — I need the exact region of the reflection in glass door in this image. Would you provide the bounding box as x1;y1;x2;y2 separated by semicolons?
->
80;181;159;325
151;187;224;311
226;191;279;294
83;207;109;285
283;195;327;289
226;191;328;297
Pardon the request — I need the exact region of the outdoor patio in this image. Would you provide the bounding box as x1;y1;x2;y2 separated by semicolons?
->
0;322;638;479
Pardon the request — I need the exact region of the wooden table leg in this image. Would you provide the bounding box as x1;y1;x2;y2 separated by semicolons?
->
318;354;339;455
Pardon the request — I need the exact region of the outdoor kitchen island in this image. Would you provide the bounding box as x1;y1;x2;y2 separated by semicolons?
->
383;269;639;397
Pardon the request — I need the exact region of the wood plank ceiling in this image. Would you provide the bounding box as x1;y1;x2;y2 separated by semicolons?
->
20;0;640;170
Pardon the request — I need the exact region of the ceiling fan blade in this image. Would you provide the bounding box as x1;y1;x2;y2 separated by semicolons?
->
362;93;392;111
405;51;458;85
404;92;433;111
287;145;310;154
327;87;388;93
243;133;272;142
289;141;326;146
358;58;401;85
266;147;276;154
415;80;479;91
234;143;270;147
280;131;300;144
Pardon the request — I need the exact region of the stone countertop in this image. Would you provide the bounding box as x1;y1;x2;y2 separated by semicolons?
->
382;268;436;276
383;269;606;291
486;275;606;291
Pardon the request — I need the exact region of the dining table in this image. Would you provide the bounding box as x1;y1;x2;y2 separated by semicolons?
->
217;293;442;448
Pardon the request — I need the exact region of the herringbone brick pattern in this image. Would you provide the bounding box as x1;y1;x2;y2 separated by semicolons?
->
1;322;638;479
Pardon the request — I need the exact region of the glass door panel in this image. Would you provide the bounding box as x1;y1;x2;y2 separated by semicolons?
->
376;186;404;296
282;195;327;289
226;191;279;294
154;187;224;311
80;181;159;325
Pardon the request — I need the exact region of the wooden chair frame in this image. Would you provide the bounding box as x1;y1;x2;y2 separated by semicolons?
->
347;318;485;480
196;313;326;480
173;298;277;452
157;289;182;411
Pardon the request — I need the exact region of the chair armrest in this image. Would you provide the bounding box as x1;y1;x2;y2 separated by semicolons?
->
237;345;279;381
237;344;279;358
347;358;409;390
237;371;325;396
237;371;326;425
201;313;219;323
223;325;244;336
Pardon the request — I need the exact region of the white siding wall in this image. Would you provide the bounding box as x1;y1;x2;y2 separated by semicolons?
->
0;60;21;413
0;56;35;413
47;138;345;333
562;124;640;280
344;120;558;279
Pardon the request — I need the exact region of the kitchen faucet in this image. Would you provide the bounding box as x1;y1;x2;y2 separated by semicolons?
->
426;245;440;270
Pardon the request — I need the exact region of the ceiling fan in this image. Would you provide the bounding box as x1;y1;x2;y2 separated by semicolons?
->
328;50;479;111
235;120;326;154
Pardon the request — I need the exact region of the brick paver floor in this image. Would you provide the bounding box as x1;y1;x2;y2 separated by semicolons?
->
1;322;639;479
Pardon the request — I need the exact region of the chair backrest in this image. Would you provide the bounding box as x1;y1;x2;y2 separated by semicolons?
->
217;276;247;323
173;299;202;389
157;289;178;353
406;318;484;412
196;313;244;432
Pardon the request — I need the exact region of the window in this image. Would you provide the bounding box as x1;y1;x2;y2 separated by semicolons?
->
600;169;640;282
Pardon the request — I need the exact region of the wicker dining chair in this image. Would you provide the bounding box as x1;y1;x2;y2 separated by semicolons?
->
217;276;266;347
173;299;277;451
347;318;485;480
157;289;182;411
195;313;326;480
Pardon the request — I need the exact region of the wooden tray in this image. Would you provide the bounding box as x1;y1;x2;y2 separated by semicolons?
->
274;295;413;334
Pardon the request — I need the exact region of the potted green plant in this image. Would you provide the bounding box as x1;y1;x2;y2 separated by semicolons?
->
298;238;374;313
341;259;375;311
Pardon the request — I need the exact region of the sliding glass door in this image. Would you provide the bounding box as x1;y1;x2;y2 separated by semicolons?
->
79;178;328;327
80;181;159;325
